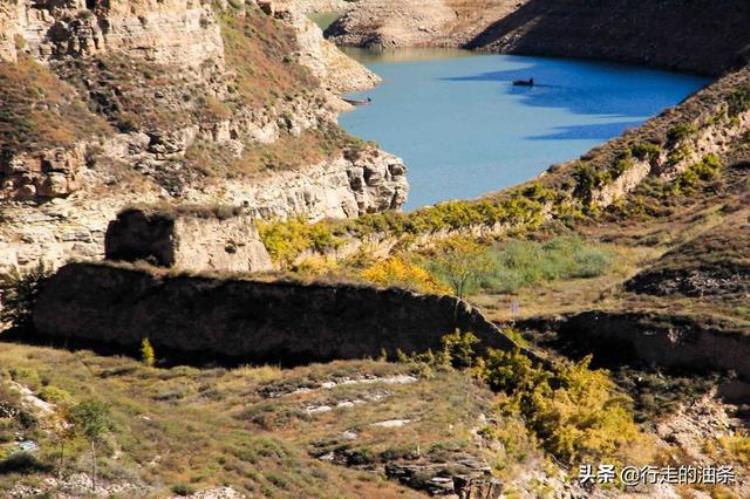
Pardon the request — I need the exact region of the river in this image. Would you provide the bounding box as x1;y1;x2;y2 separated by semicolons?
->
337;48;710;209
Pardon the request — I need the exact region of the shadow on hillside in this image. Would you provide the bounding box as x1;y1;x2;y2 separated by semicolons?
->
464;0;750;75
0;328;285;370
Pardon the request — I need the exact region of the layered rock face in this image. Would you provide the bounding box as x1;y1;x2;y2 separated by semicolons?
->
0;1;405;276
33;262;520;364
105;208;273;273
13;0;224;66
237;148;408;220
0;2;19;63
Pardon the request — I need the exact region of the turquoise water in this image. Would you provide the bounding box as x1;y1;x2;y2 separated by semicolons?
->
339;49;710;210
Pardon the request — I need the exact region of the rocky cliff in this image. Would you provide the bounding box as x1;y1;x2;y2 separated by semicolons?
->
33;262;520;364
0;0;404;276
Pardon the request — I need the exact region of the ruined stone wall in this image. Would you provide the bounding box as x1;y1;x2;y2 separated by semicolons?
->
105;208;274;273
537;312;750;380
32;262;520;364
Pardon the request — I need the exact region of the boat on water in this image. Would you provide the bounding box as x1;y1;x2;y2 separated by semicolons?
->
513;78;535;87
344;97;373;106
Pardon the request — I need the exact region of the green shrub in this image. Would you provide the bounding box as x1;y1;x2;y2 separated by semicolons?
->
440;330;479;369
572;162;610;202
675;153;723;192
478;351;640;463
426;238;493;298
257;217;341;267
666;122;698;143
0;452;52;474
477;237;612;294
727;86;750;117
141;338;156;367
630;142;661;163
39;386;73;406
171;483;196;496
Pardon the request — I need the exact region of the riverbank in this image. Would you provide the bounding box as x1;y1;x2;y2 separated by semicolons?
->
324;0;750;76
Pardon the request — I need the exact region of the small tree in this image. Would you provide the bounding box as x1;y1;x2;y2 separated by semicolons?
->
0;262;49;331
440;329;479;368
140;338;155;367
69;399;109;490
428;238;492;299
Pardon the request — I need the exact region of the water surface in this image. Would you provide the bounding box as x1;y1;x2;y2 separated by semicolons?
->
339;49;710;209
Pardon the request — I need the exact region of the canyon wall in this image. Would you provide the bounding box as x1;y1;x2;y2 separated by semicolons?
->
33;262;520;364
468;0;750;76
326;0;750;76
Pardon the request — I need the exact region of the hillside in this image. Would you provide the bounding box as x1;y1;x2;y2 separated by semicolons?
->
1;0;750;498
0;0;405;275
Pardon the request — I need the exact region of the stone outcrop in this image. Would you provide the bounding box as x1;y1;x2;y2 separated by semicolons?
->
468;0;750;76
625;267;750;299
0;144;88;201
105;208;273;273
32;262;521;365
0;144;408;276
578;66;750;207
14;0;224;67
289;11;381;93
235;148;409;220
385;457;502;498
0;2;20;63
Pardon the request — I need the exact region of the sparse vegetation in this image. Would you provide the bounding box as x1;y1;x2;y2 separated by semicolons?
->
0;56;110;154
667;122;699;144
426;238;493;298
69;399;110;490
477;237;613;294
630;142;661;162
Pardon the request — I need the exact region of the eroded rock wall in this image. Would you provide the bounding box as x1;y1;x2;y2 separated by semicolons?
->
15;0;224;66
548;312;750;380
105;208;273;273
33;262;520;364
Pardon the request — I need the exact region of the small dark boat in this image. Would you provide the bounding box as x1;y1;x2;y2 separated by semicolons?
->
513;78;535;87
344;97;373;106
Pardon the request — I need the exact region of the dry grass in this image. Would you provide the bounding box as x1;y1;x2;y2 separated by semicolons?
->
0;57;111;153
220;6;318;109
0;342;493;497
